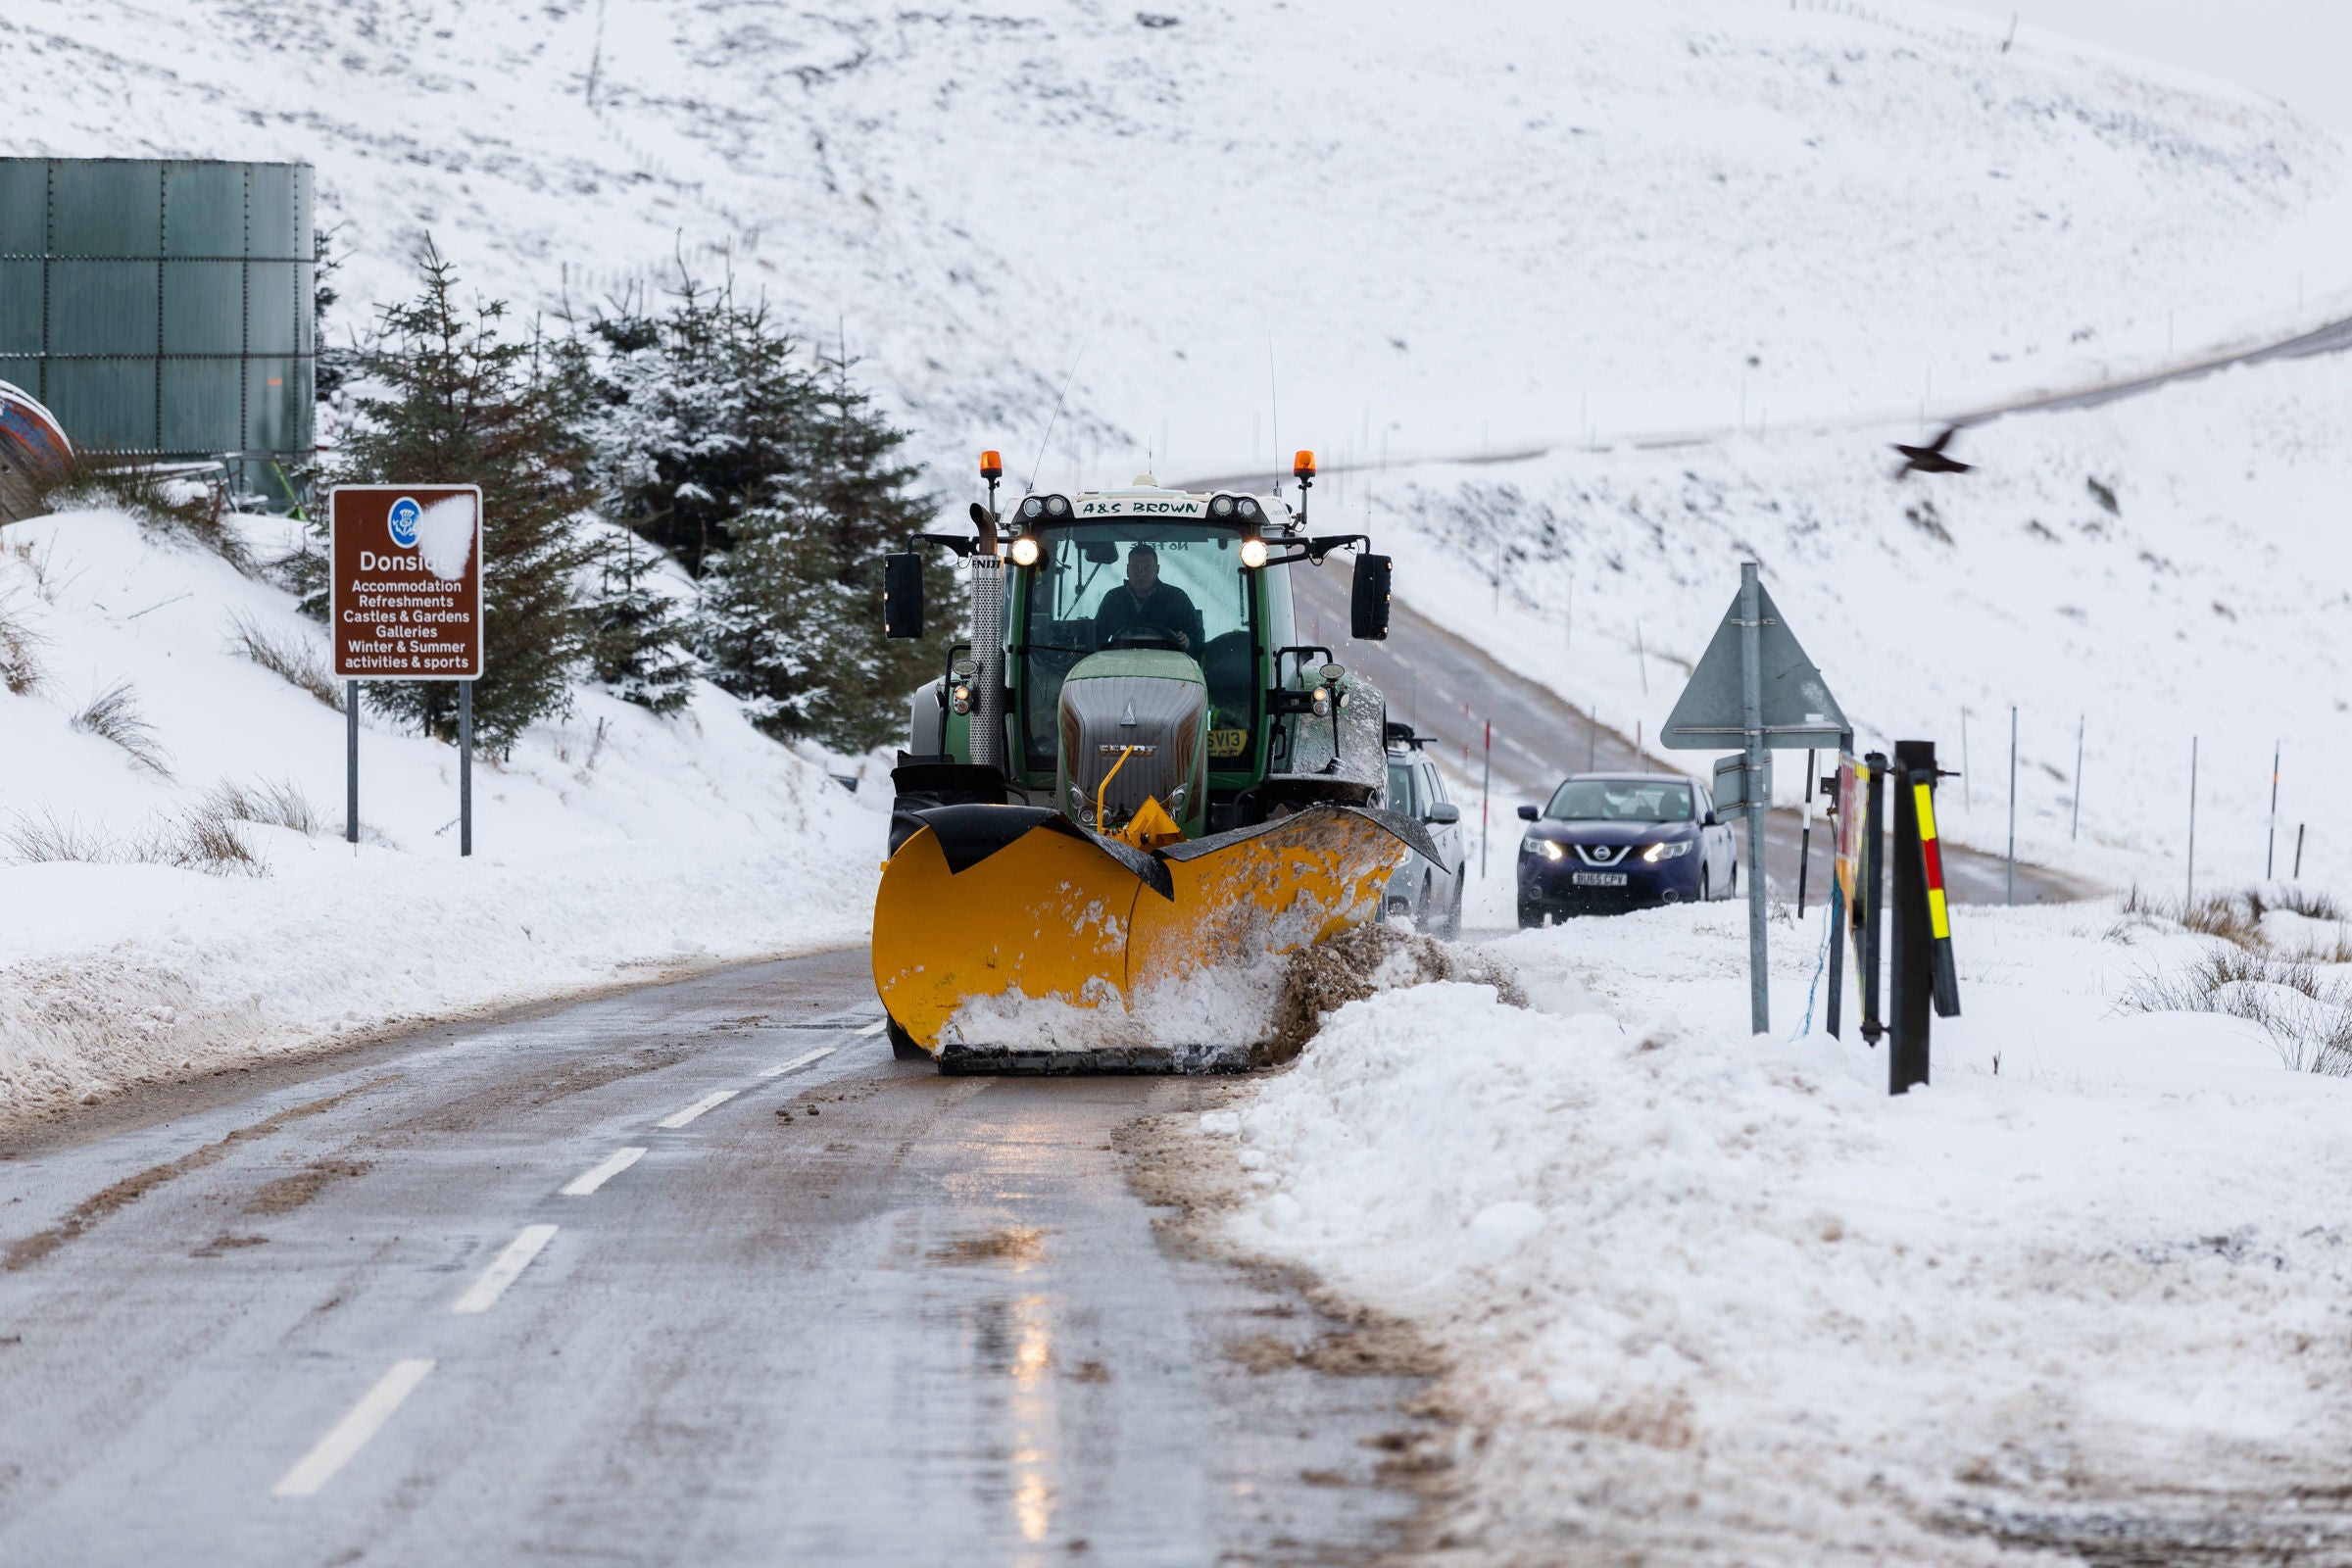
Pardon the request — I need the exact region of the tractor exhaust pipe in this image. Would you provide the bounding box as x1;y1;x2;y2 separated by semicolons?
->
969;552;1006;775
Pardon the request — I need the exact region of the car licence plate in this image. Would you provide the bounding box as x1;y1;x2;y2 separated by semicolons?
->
1572;871;1629;888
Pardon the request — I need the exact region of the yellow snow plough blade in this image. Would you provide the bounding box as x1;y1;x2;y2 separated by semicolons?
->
870;804;1430;1071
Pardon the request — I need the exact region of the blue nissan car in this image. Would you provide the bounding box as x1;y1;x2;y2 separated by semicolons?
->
1516;773;1739;925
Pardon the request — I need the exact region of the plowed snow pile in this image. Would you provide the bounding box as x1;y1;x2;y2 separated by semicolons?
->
1210;901;2352;1562
0;507;882;1123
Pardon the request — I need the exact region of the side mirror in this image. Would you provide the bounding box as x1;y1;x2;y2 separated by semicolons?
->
1703;809;1718;827
1349;553;1392;641
1427;802;1460;825
883;553;924;640
1517;804;1540;822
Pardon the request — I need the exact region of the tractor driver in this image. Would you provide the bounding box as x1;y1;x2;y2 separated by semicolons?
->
1093;542;1204;655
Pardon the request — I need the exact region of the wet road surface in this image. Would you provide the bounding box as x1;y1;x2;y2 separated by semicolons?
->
0;948;1428;1566
1289;564;2088;905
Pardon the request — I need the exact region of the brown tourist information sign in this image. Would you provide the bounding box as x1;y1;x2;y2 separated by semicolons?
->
328;484;484;680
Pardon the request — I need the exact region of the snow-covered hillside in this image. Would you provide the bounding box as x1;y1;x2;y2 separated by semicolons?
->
1357;347;2352;896
9;0;2351;481
0;506;882;1123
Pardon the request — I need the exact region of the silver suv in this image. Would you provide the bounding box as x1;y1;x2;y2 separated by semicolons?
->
1379;729;1465;937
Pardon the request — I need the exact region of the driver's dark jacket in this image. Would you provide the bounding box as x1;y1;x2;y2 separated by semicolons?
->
1093;580;1203;652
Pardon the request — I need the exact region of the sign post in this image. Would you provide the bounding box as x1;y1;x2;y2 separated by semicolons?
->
328;485;485;855
1663;562;1850;1034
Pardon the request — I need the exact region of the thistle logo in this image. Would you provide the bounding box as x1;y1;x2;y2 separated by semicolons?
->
387;496;421;549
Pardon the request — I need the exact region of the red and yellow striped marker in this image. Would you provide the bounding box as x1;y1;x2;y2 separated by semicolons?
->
1910;775;1961;1016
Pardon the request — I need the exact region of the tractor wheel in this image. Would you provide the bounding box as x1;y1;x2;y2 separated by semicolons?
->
886;1018;930;1061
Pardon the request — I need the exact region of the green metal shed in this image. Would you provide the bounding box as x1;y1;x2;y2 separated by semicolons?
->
0;158;315;497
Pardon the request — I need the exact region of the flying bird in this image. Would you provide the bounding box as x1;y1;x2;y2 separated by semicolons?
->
1892;425;1973;479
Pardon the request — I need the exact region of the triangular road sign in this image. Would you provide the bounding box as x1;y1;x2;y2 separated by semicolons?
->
1661;579;1848;750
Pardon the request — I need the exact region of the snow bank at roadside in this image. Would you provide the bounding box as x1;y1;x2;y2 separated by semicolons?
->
1210;902;2352;1561
0;507;886;1122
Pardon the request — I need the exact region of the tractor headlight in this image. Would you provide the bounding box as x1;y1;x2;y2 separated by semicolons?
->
1021;497;1044;518
1210;495;1235;516
1009;535;1040;566
1642;840;1694;862
1240;537;1268;568
1044;494;1070;515
1236;498;1261;519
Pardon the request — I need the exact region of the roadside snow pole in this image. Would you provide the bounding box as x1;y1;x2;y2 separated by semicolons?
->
2296;823;2306;879
2267;741;2280;880
2006;706;2017;906
1481;721;1493;876
1663;563;1849;1039
2186;735;2199;906
1889;739;1960;1096
2072;715;2084;842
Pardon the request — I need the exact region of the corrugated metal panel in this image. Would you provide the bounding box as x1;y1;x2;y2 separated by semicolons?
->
0;157;314;466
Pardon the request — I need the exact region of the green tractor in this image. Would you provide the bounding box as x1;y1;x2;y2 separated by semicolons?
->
868;450;1438;1070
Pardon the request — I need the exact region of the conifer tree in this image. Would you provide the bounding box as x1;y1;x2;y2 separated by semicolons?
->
333;245;596;751
589;279;956;752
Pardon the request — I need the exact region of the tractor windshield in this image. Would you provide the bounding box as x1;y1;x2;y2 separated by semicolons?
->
1019;522;1259;774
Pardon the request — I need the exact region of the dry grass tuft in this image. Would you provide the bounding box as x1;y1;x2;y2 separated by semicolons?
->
0;595;43;696
203;776;321;837
72;680;173;777
226;612;342;710
1;804;259;876
2122;947;2352;1075
40;460;257;575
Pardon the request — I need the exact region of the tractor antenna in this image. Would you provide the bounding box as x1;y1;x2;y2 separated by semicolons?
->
1267;338;1281;496
1023;344;1086;498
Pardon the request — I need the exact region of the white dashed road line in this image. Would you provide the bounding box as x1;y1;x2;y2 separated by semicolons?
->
452;1224;560;1315
856;1019;888;1038
562;1148;646;1197
760;1046;837;1079
271;1358;435;1499
655;1090;739;1130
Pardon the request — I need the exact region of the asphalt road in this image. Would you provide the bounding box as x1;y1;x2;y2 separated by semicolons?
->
1289;564;2087;906
0;948;1428;1567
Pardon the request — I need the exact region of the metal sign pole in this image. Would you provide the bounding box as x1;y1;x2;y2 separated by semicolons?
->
460;681;473;857
1861;752;1888;1047
345;680;359;845
1739;562;1768;1033
1825;731;1853;1039
1889;739;1938;1094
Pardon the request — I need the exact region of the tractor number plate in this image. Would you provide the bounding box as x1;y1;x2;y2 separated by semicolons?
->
1206;728;1249;759
1572;871;1629;887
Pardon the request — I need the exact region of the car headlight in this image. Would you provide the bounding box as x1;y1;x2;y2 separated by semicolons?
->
1642;840;1693;862
1523;839;1565;860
